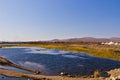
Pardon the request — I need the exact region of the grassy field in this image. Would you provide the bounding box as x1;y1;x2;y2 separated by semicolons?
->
9;42;120;61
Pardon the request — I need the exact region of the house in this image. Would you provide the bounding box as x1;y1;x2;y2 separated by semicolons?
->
107;41;114;45
101;41;120;45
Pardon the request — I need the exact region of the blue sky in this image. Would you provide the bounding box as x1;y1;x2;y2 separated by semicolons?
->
0;0;120;41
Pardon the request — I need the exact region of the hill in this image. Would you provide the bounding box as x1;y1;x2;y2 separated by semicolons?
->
50;37;120;42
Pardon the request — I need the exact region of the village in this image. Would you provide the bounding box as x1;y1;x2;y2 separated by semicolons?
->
101;41;120;45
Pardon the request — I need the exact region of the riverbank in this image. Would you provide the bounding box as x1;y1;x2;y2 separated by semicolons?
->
0;68;106;80
11;42;120;61
0;67;120;80
1;42;120;60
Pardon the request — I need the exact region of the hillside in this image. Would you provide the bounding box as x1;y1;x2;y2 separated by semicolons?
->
50;37;120;42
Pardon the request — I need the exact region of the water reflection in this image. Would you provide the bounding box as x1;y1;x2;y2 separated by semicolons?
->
0;47;120;77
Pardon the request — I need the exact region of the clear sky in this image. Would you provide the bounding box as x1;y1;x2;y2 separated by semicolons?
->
0;0;120;41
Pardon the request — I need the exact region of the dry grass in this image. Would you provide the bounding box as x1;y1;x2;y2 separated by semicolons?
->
15;42;120;60
93;70;100;78
1;42;120;60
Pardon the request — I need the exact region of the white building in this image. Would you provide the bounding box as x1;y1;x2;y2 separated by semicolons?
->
101;41;120;45
107;41;114;45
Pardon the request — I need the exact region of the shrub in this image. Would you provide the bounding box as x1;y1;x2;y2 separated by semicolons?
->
93;70;100;78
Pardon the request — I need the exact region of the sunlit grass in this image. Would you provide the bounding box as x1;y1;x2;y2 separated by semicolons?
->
30;44;120;60
2;43;120;60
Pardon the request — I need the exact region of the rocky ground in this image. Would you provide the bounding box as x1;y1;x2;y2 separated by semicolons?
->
106;68;120;80
0;68;105;80
0;67;119;80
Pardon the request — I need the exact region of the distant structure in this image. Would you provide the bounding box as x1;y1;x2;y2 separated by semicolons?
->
101;41;120;45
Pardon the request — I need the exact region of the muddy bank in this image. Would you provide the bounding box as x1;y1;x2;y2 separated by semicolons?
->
0;56;41;74
0;68;106;80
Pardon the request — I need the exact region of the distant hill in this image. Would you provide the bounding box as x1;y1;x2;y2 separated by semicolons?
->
1;37;120;43
50;37;120;42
